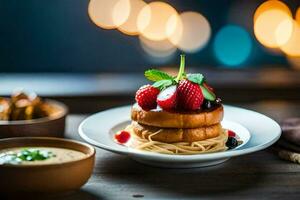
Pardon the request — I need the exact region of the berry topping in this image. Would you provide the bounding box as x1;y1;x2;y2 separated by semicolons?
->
177;79;204;111
226;137;238;149
228;130;236;137
203;100;212;109
216;97;222;104
138;54;218;112
135;85;160;111
157;85;177;110
115;131;131;144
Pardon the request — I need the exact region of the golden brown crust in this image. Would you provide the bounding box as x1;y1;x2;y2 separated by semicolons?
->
131;122;222;143
131;104;224;128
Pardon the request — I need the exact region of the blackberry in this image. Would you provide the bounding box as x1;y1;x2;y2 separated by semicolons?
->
226;137;238;149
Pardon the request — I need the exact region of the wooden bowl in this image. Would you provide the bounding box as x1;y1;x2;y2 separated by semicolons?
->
0;99;68;138
0;137;95;193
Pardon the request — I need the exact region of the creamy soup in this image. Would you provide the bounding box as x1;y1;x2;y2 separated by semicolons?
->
0;147;87;165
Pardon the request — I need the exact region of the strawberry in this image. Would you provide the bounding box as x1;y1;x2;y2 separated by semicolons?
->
177;79;204;110
135;85;160;110
228;130;236;137
157;85;177;110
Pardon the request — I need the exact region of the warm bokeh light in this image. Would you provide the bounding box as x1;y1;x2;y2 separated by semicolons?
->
213;25;252;67
254;0;291;22
139;35;177;59
274;18;294;45
254;9;293;48
116;0;146;35
168;12;211;53
280;21;300;57
137;2;178;41
165;13;182;43
88;0;130;29
296;7;300;23
112;0;131;28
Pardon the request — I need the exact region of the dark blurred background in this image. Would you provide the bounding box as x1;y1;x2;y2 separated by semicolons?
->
0;0;299;72
1;0;300;117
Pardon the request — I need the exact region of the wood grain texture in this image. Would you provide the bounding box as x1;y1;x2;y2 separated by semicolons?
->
36;113;299;200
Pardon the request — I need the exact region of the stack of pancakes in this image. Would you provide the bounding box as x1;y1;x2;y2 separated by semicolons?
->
130;104;224;143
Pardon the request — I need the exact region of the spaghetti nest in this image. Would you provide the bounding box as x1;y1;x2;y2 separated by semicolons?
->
125;125;228;155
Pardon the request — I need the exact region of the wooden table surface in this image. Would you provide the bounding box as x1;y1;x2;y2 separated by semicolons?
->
41;103;300;200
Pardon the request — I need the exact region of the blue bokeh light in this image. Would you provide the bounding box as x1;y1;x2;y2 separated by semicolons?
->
213;25;252;67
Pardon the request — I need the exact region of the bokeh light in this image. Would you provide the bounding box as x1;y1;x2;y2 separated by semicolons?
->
88;0;130;29
116;0;146;36
137;2;178;41
296;7;300;23
168;12;211;53
253;0;291;22
139;35;177;59
274;18;294;46
112;0;131;28
213;25;252;67
254;8;293;48
280;21;300;57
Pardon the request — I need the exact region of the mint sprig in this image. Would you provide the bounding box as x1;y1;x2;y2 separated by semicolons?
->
149;55;186;89
143;54;217;102
200;85;216;101
144;69;173;82
187;73;205;85
152;79;173;90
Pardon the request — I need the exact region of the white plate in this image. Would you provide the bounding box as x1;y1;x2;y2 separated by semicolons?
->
79;105;281;168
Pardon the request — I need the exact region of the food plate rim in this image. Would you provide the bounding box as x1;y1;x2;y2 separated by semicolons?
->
78;105;281;161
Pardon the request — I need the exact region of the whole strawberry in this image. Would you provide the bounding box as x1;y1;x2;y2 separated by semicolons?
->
177;79;204;110
135;85;160;111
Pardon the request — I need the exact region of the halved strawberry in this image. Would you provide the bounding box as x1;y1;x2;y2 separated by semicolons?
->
177;79;204;111
157;85;177;110
135;85;160;111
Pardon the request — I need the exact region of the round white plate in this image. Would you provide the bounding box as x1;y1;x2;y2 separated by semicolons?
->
79;105;281;168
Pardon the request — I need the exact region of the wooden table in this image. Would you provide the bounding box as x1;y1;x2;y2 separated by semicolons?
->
44;106;300;200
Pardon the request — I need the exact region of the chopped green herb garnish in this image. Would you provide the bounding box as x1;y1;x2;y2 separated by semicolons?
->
17;148;54;161
0;148;55;165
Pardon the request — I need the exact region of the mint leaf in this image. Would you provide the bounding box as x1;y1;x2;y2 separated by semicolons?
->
153;79;173;90
200;85;216;101
144;69;173;82
187;73;205;85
